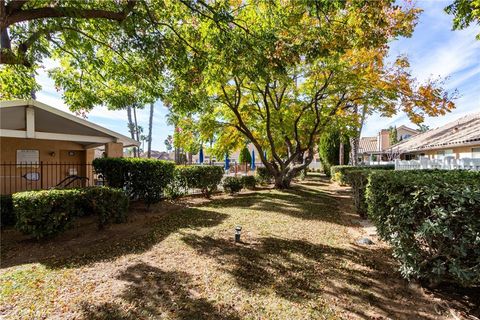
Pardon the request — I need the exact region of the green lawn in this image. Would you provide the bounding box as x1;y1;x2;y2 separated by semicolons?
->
0;175;462;319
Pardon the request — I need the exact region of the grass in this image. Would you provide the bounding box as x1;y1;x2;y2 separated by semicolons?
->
0;174;473;319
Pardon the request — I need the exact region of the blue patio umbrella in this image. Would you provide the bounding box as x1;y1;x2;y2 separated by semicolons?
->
251;149;256;169
224;153;230;170
199;147;204;164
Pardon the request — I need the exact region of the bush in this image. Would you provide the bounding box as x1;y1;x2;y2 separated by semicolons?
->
255;167;273;185
1;194;15;226
13;187;129;239
241;175;256;189
330;165;354;185
331;164;394;185
164;169;188;199
80;187;129;228
366;170;480;286
223;176;243;194
175;165;224;198
13;189;83;239
93;158;175;206
344;169;372;217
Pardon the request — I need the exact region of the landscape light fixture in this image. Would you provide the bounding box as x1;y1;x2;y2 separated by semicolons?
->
235;226;242;242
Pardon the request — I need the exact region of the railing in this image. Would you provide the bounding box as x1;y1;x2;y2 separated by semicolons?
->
395;157;480;171
0;162;98;195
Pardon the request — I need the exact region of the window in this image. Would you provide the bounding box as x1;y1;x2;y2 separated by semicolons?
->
436;149;453;159
473;147;480;159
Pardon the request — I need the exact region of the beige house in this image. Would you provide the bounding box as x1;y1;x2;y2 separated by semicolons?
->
0;100;139;194
390;112;480;160
359;125;419;162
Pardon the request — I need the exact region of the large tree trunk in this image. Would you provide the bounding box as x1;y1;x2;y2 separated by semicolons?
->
339;142;344;165
126;106;137;157
350;104;366;166
147;102;154;158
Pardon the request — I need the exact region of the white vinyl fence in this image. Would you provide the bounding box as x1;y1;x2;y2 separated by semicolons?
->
395;156;480;171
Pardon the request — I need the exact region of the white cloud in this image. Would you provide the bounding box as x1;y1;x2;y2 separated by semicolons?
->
364;1;480;137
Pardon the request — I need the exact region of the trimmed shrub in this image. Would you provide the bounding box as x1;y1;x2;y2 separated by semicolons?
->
13;189;82;239
255;167;273;185
80;187;129;228
93;158;175;206
164;168;188;199
223;176;243;194
330;165;354;185
175;165;224;198
13;187;129;239
0;194;15;226
366;170;480;286
241;175;256;189
344;169;372;217
331;164;394;185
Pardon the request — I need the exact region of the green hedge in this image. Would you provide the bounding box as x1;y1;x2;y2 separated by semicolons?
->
13;187;129;239
93;158;175;206
344;169;372;217
241;175;256;189
255;167;273;185
1;194;15;226
81;187;129;228
366;170;480;286
223;176;243;194
331;164;394;185
174;165;224;198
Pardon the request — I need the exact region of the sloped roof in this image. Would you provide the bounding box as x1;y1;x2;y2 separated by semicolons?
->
390;112;480;153
397;125;419;134
359;137;378;153
1;99;139;147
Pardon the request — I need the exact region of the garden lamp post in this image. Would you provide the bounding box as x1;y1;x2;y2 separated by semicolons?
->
235;226;242;242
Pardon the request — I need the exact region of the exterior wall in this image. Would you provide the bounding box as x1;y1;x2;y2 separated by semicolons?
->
378;130;390;151
421;145;480;159
105;142;123;158
0;137;91;194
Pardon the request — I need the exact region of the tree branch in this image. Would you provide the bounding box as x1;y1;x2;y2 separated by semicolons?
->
6;2;135;26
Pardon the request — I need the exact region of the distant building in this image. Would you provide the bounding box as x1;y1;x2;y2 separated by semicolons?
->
390;112;480;160
359;125;419;162
0;100;139;194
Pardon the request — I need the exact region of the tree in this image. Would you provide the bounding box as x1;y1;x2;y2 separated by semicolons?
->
239;145;252;173
389;126;399;145
417;124;430;132
239;146;252;165
0;0;135;66
147;102;154;158
446;0;480;39
0;1;229;108
318;129;350;177
164;135;173;152
166;0;455;188
349;104;367;166
126;105;137;157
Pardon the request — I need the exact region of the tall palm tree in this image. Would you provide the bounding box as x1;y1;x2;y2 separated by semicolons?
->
147;102;154;158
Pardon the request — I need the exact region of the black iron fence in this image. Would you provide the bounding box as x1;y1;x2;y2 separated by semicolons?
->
0;162;99;195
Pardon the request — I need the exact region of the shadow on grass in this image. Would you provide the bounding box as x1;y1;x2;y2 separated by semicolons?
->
182;234;457;319
80;262;241;320
207;178;356;227
1;207;229;269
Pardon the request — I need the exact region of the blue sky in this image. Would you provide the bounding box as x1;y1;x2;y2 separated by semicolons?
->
35;0;479;150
